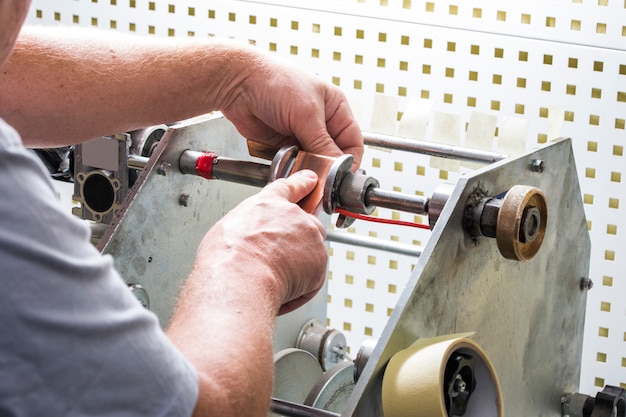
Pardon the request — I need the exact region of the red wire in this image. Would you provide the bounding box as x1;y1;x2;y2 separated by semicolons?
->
335;208;431;230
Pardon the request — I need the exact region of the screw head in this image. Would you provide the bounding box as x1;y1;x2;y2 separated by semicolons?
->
128;284;150;308
157;162;171;176
580;277;593;291
531;159;545;173
453;377;467;395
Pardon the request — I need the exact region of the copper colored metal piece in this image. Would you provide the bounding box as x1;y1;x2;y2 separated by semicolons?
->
246;139;281;161
496;185;548;261
290;151;336;214
248;140;337;214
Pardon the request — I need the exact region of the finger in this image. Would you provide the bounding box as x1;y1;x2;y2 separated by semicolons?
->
264;169;318;204
327;101;364;170
291;89;364;171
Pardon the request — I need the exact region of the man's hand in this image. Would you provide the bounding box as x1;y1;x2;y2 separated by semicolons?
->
2;30;364;172
219;49;364;171
168;170;328;416
195;169;327;315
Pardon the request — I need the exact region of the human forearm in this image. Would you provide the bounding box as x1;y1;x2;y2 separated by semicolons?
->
0;26;364;167
166;252;279;417
0;26;256;147
165;171;327;416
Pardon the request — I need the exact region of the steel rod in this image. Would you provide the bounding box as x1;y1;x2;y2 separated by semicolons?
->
326;230;422;257
212;157;270;188
178;150;270;188
362;131;508;163
270;398;341;417
365;187;429;215
128;155;149;170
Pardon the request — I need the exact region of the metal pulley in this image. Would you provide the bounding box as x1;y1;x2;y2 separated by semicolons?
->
464;185;548;261
296;319;348;372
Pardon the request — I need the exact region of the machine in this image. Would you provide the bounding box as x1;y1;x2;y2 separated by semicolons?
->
65;113;624;417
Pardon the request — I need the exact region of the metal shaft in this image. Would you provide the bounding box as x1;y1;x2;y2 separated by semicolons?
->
365;187;429;215
326;230;422;257
179;148;431;219
270;398;341;417
179;150;270;188
363;131;508;164
212;157;270;188
128;154;149;170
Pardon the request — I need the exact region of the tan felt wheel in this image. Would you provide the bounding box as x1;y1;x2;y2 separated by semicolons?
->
382;333;503;417
496;185;547;261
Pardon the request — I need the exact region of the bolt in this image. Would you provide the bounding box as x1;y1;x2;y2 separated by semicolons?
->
454;377;467;395
531;159;545;173
157;162;171;176
128;284;150;309
179;193;192;207
478;197;501;238
580;277;593;291
332;345;346;362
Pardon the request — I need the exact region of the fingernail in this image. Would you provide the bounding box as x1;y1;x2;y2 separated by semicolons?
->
296;169;318;180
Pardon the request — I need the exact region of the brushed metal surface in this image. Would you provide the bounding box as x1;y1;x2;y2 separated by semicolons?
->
344;138;590;416
99;114;328;351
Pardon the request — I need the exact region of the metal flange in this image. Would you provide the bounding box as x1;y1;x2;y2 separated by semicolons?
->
322;154;354;215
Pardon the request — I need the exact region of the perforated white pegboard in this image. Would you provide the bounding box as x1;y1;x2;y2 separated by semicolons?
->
27;0;626;394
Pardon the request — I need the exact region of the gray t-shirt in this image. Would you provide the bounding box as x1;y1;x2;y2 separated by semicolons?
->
0;118;198;416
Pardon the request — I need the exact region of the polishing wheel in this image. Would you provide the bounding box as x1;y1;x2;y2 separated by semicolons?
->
382;333;503;417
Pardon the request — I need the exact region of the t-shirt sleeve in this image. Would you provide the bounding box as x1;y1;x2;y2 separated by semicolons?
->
0;119;198;417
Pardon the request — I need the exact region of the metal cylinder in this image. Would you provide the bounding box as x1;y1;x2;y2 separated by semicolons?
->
179;150;203;175
297;319;348;372
354;338;378;382
128;154;149;171
362;131;508;164
337;172;379;215
212;157;270;188
270;398;341;417
428;182;455;229
365;188;429;215
561;393;593;417
130;124;168;157
179;150;270;188
326;230;422;257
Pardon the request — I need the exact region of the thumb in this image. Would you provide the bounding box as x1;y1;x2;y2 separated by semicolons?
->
264;169;319;204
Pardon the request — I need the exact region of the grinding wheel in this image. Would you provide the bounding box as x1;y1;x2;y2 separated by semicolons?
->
496;185;547;261
273;348;324;407
382;333;503;417
304;361;355;413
